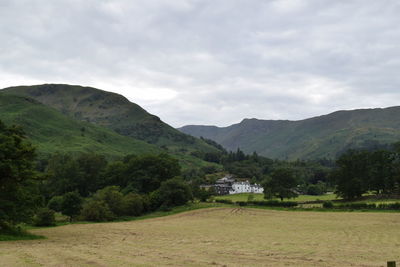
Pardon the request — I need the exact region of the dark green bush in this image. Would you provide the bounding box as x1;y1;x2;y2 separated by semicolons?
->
159;203;172;212
122;193;144;216
61;191;83;220
324;202;400;210
306;183;326;196
33;208;56;226
92;186;124;216
337;203;376;209
80;200;115;222
248;200;298;207
377;202;400;210
157;178;193;208
236;201;248;206
388;202;400;209
148;190;163;211
215;199;233;204
322;201;334;208
141;194;152;213
196;188;212;202
47;196;64;212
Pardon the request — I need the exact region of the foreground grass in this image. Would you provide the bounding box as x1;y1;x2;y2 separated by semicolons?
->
7;198;400;243
4;203;227;242
111;202;228;223
1;207;399;266
24;202;230;230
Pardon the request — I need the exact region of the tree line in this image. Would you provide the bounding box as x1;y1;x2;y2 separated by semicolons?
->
332;147;400;199
2;119;400;234
192;137;400;201
0;120;194;232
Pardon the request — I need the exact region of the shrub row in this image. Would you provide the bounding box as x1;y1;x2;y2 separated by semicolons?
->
322;201;400;210
215;199;233;204
43;178;193;223
247;200;298;207
215;199;298;207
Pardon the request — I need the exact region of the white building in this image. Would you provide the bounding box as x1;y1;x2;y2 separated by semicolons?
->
229;180;264;194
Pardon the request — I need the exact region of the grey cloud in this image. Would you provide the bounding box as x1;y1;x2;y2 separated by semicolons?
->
1;0;400;127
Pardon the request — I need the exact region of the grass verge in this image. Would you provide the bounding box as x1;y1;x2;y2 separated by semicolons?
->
0;230;45;242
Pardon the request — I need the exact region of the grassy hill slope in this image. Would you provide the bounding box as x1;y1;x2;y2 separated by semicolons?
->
3;84;219;157
0;93;161;159
179;107;400;160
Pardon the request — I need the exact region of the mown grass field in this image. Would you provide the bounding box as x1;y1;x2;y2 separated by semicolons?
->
1;207;399;266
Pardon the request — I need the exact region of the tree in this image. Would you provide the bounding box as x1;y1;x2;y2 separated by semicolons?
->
123;154;181;193
367;150;394;194
75;153;107;196
92;186;124;216
305;182;327;195
44;153;107;197
61;191;83;221
0;120;39;232
156;177;193;208
45;154;83;197
80;200;114;222
101;161;126;188
263;168;298;201
33;208;56;226
332;150;369;199
122;193;144;216
47;195;64;212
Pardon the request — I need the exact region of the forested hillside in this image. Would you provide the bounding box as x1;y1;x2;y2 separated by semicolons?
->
0;93;160;159
3;84;219;155
179;107;400;160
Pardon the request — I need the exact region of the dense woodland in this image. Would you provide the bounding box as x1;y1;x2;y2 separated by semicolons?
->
1;119;400;234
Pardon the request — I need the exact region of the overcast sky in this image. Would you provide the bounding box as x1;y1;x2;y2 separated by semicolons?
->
1;0;400;127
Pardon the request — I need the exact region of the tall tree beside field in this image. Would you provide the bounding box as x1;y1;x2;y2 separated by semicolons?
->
331;150;369;199
263;168;298;201
122;154;181;193
61;191;83;221
44;154;83;197
155;178;193;208
44;153;107;197
367;150;394;194
0;120;40;231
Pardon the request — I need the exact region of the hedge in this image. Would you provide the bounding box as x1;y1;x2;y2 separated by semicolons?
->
247;200;298;207
324;202;400;210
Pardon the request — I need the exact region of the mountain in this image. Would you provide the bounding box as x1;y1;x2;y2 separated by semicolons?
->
179;107;400;160
2;84;220;157
0;93;161;159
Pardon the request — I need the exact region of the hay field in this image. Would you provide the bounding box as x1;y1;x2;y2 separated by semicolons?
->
1;208;399;266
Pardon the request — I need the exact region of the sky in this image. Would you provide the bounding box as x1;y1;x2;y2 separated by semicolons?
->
1;0;400;127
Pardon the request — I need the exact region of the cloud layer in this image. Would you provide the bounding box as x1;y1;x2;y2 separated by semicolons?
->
1;0;400;127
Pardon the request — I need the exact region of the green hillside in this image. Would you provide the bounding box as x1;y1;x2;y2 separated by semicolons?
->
0;93;161;159
3;84;219;156
179;107;400;160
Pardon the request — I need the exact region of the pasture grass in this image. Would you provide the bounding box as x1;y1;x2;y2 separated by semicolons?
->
1;207;399;266
25;202;230;230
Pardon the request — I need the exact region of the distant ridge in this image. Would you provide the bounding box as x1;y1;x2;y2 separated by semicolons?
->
179;106;400;160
